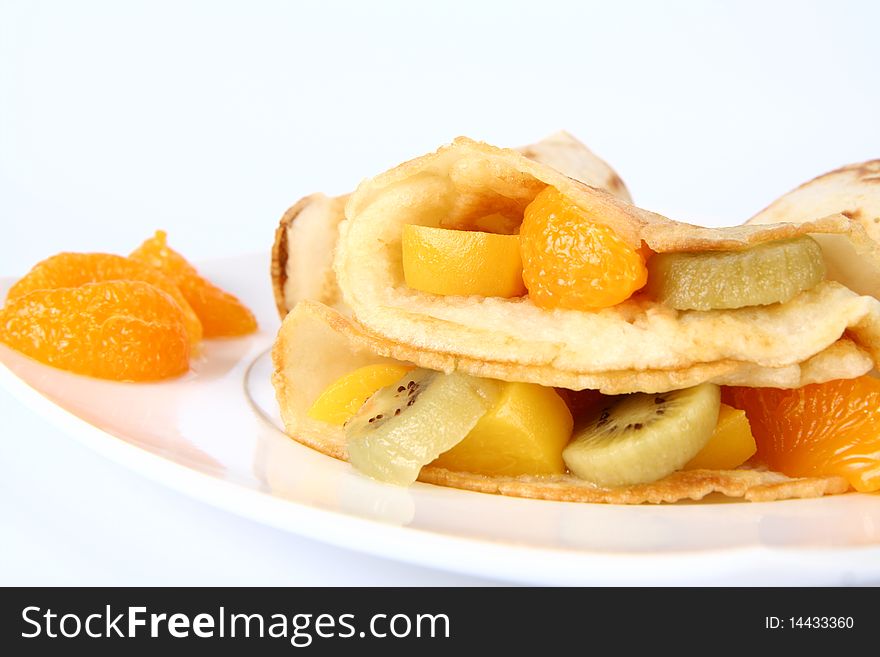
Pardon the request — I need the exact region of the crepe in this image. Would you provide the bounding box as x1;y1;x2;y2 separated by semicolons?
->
272;193;349;316
747;160;880;299
270;139;880;503
271;300;850;503
271;131;632;318
333;138;880;394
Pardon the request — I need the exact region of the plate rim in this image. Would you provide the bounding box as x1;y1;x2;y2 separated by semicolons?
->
4;357;880;586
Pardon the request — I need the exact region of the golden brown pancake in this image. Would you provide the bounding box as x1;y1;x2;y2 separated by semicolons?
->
334;138;880;393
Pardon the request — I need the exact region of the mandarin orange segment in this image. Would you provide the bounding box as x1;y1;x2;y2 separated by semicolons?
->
0;281;190;381
724;377;880;492
7;252;202;345
130;231;257;337
519;186;647;310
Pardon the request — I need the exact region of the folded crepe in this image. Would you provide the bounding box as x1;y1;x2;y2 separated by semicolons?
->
271;138;880;503
272;300;852;503
332;138;880;394
271;131;633;318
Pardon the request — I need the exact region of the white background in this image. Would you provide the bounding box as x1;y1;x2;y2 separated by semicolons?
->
2;0;878;585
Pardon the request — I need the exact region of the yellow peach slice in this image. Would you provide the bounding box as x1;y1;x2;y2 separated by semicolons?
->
432;381;573;476
684;403;757;470
307;363;412;426
401;224;526;298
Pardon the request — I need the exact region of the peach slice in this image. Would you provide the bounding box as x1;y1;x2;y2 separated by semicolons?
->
401;224;526;298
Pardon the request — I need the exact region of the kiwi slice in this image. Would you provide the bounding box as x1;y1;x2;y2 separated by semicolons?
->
645;236;825;311
345;368;497;485
562;383;720;487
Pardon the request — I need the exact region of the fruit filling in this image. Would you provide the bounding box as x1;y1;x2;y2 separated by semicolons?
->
401;185;830;313
431;381;573;476
683;403;756;471
645;236;826;311
310;364;880;493
401;225;526;298
345;369;498;485
307;364;413;425
520;186;648;310
724;377;880;493
563;384;721;487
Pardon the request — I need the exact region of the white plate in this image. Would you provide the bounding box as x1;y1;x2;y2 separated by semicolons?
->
2;254;879;585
